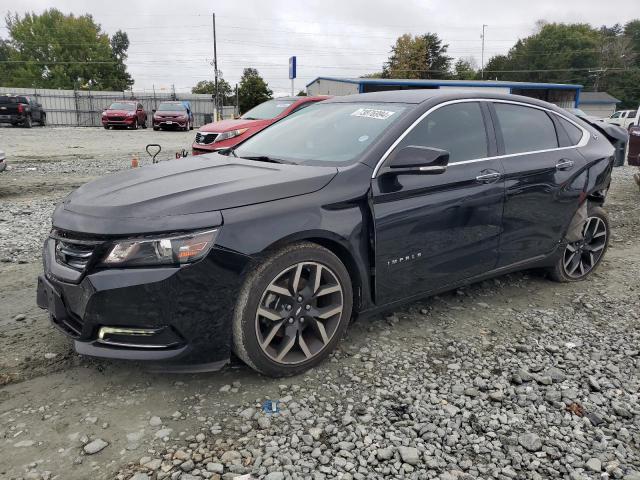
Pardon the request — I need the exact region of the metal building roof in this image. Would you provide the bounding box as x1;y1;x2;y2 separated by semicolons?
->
578;91;621;105
306;76;583;90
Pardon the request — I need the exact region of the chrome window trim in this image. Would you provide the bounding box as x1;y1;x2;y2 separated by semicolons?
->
371;98;590;178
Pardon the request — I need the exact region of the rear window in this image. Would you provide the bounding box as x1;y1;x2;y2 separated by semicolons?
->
241;99;294;120
557;117;584;145
494;103;558;154
629;110;638;118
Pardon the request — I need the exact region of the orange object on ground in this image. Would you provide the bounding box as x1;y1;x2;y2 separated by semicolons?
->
131;156;139;168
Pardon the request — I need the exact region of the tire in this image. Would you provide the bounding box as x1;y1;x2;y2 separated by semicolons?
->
40;114;46;126
131;118;138;130
190;120;194;130
153;125;159;131
548;205;610;282
142;117;147;129
232;242;353;377
23;115;32;128
104;124;110;130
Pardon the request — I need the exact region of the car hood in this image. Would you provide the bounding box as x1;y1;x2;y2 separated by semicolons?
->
199;118;269;133
53;154;338;235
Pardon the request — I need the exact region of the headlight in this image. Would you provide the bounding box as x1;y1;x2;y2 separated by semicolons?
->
214;128;248;143
101;229;219;267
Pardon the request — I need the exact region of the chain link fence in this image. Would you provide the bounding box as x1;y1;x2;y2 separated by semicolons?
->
0;86;237;127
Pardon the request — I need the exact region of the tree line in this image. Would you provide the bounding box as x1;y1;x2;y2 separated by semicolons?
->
370;21;640;108
1;9;639;111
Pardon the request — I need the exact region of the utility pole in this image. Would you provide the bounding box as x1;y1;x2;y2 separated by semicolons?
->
481;24;488;80
235;83;239;118
212;12;219;120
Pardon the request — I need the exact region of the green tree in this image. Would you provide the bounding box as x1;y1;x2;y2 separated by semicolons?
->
0;9;132;90
453;58;477;80
625;20;640;66
482;23;601;85
191;77;234;104
382;33;451;79
296;89;307;96
238;68;272;113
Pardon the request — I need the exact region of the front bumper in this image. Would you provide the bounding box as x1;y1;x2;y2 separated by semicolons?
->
37;236;250;371
102;117;136;126
154;118;188;128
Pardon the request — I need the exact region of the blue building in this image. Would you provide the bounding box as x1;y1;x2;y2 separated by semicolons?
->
306;77;582;108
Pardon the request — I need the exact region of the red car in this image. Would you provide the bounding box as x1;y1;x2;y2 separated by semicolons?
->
192;96;329;154
102;101;147;129
153;101;194;131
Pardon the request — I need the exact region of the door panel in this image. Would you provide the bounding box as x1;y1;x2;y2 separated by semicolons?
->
490;102;587;266
372;101;504;305
372;161;505;304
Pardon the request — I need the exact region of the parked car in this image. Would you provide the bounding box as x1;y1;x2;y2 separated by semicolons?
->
629;126;640;167
153;101;193;131
102;101;147;129
192;96;329;154
38;90;615;377
604;109;639;130
567;107;629;167
0;94;46;127
0;149;6;172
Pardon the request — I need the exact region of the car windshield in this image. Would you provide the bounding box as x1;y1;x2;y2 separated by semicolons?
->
234;102;408;164
158;103;186;112
241;99;294;120
109;102;136;111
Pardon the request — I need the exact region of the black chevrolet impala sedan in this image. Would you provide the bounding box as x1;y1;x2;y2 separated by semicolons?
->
38;90;615;376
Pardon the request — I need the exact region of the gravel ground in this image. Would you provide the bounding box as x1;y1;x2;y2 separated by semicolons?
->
0;127;639;480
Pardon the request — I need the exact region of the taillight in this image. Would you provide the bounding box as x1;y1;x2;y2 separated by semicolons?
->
17;104;24;113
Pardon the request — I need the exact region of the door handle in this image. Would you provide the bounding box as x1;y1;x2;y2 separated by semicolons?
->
475;171;502;184
556;159;574;171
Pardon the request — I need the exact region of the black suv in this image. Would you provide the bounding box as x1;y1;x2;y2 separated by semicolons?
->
0;94;46;127
38;90;615;376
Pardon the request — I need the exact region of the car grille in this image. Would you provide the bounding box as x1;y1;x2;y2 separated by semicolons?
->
195;132;218;145
52;230;103;272
108;116;125;121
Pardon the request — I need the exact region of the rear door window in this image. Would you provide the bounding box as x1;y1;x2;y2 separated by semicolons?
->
556;116;584;146
494;103;558;154
395;102;488;162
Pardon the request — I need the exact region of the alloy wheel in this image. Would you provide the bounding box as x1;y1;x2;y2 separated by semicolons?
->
255;261;344;365
562;215;607;279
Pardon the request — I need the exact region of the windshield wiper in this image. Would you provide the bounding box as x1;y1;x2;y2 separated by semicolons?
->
241;155;295;165
242;116;258;120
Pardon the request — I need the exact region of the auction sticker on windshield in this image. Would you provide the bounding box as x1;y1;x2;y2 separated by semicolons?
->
351;108;396;120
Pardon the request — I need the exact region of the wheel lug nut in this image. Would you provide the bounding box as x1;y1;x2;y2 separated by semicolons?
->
285;304;292;311
288;317;294;324
297;296;303;302
299;317;305;323
305;305;311;311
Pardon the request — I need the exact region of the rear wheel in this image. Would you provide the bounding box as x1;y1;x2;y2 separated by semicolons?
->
40;114;46;126
23;115;32;128
232;242;353;377
548;205;609;282
142;116;147;129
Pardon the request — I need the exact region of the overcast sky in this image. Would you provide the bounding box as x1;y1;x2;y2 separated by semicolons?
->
1;0;639;96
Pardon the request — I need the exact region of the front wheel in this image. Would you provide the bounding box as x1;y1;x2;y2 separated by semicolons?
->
23;115;32;128
142;117;147;129
130;118;138;130
548;206;610;282
40;114;46;126
232;242;353;377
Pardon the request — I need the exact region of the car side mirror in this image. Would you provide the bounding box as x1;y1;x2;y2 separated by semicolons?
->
386;146;449;174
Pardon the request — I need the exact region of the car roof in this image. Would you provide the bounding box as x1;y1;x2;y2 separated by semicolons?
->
322;89;567;109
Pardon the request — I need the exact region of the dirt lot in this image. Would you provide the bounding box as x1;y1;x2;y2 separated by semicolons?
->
0;127;639;480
